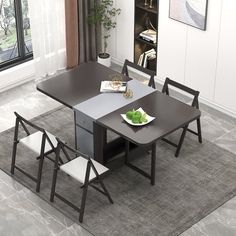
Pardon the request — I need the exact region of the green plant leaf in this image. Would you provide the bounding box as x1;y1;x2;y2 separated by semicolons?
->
87;0;121;54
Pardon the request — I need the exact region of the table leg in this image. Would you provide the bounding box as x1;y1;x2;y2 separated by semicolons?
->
151;142;156;185
125;141;130;164
74;111;77;150
93;122;105;164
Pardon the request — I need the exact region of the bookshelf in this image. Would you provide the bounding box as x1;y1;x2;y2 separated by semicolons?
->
134;0;158;72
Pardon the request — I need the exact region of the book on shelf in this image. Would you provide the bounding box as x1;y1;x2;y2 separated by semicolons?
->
138;53;144;66
139;29;157;44
139;36;156;44
138;48;156;68
100;81;127;93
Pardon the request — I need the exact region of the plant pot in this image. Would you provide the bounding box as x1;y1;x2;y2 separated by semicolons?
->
97;53;111;67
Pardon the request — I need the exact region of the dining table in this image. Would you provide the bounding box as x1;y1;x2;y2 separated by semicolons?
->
37;61;201;185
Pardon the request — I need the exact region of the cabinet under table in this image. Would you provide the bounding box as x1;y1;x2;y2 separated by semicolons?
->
73;79;155;160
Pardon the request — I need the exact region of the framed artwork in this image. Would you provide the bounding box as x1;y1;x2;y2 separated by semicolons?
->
169;0;208;30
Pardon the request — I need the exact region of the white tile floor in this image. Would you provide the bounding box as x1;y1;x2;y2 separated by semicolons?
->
0;74;236;235
0;82;62;133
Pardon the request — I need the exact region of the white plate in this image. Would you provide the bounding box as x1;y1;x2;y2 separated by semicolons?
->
121;107;155;126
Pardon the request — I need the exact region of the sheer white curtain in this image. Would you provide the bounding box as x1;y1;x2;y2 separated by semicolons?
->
28;0;66;81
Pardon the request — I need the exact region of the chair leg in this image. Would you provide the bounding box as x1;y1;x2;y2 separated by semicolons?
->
97;177;114;204
175;125;188;157
79;184;89;223
36;156;44;193
196;118;202;143
11;141;18;174
50;167;58;202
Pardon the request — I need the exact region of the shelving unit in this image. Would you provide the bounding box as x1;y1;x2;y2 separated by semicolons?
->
134;0;158;73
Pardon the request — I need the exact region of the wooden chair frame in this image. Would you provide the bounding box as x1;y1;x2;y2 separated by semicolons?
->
50;138;113;223
122;59;156;89
162;77;202;157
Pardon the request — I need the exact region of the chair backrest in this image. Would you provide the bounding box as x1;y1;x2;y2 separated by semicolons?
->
13;112;55;150
121;59;156;89
162;77;200;108
55;138;99;177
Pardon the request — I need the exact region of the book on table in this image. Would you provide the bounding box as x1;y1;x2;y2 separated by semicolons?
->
100;81;127;93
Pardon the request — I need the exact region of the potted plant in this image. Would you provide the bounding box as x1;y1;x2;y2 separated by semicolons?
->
88;0;121;67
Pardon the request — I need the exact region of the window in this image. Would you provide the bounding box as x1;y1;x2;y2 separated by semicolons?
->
0;0;32;71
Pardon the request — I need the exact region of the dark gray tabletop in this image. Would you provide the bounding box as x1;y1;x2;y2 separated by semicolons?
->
37;61;201;147
97;91;201;146
37;62;129;108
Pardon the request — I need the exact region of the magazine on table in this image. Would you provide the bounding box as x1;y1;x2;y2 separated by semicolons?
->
100;80;127;93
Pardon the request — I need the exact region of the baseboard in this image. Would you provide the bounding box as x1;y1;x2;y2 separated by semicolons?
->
154;77;236;119
0;60;35;92
0;75;35;93
198;97;236;119
111;57;123;66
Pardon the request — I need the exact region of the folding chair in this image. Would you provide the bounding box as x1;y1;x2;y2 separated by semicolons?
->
162;77;202;157
11;112;57;192
122;59;156;88
50;138;113;223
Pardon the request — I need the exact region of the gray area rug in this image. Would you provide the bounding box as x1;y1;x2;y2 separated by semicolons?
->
1;107;236;236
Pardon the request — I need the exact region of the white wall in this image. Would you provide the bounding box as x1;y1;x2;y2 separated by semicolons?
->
184;0;221;101
109;0;134;65
112;0;236;117
215;1;236;113
157;0;188;85
158;0;236;116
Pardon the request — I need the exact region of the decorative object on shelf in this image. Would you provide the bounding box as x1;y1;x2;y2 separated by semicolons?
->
88;0;121;67
144;0;148;6
169;0;208;30
144;15;157;31
149;0;154;9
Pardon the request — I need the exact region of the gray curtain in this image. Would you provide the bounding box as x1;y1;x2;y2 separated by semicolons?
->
78;0;101;63
65;0;100;68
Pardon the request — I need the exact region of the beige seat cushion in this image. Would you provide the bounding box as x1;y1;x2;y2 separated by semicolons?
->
60;157;109;184
20;131;57;155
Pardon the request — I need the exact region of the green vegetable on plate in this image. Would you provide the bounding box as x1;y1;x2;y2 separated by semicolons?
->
126;109;135;120
140;112;148;123
125;109;148;124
